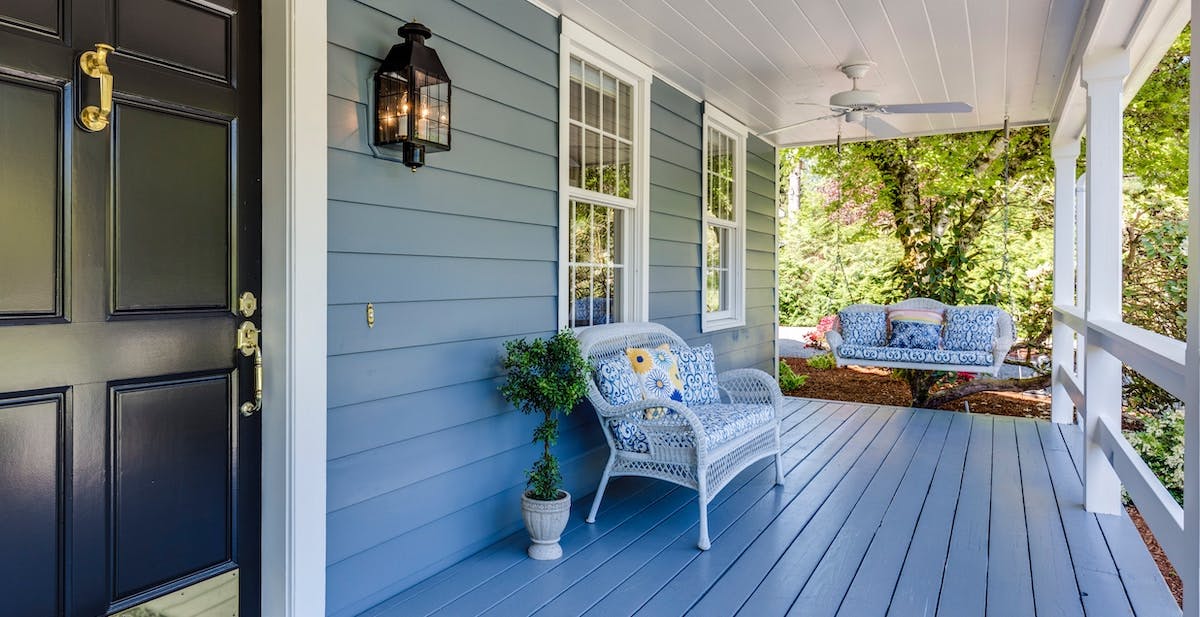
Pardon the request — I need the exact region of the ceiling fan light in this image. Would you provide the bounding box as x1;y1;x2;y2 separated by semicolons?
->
845;110;864;124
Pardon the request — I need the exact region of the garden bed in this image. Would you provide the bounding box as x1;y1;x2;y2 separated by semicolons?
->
781;357;1051;419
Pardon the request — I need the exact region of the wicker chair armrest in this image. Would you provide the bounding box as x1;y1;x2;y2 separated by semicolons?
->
717;368;784;412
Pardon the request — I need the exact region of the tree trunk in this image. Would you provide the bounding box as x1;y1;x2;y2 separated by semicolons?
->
924;374;1051;409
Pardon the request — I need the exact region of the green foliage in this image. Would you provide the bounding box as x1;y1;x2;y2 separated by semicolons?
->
806;354;836;371
500;331;591;501
1126;409;1186;505
778;360;808;392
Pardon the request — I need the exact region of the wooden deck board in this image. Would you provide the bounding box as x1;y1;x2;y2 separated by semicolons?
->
937;414;994;617
859;411;971;617
366;399;1178;617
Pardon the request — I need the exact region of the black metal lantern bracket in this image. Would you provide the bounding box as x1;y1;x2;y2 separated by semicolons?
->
369;21;452;171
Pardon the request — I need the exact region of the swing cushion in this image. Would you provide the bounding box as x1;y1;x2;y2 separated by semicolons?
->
887;308;944;350
838;309;888;347
838;344;994;367
943;307;1000;352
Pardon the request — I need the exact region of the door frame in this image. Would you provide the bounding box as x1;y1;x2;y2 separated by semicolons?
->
261;1;328;615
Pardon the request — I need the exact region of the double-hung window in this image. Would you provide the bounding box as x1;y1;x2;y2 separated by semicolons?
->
702;105;747;331
559;20;651;329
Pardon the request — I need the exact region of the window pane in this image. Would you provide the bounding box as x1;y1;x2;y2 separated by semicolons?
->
570;59;583;122
618;83;632;140
602;135;616;196
706;224;722;269
569;124;582;189
584;64;601;128
602;74;617;134
706;270;722;313
584;129;601;192
617;141;631;199
572;201;591;264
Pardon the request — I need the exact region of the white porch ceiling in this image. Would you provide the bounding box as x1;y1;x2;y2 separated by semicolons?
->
536;0;1088;146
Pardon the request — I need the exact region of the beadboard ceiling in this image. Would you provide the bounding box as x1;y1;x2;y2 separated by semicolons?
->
534;0;1088;146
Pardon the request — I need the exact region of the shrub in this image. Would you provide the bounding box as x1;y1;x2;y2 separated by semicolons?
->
779;360;809;392
1126;408;1185;505
500;331;591;501
806;354;836;371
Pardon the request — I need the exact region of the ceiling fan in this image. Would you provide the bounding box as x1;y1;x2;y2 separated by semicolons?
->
762;63;973;139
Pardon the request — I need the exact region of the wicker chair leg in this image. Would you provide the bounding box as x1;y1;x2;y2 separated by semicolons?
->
697;472;711;550
586;454;615;524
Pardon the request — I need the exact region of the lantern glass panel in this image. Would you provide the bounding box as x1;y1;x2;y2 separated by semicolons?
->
414;68;450;149
376;72;409;145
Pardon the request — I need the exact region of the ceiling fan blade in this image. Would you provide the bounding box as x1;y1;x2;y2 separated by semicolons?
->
759;113;844;137
879;102;973;114
862;115;903;139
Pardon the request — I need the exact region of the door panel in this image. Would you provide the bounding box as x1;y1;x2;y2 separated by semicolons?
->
0;78;64;319
0;0;260;614
0;393;65;617
111;374;233;600
114;0;232;82
0;0;61;37
113;104;231;314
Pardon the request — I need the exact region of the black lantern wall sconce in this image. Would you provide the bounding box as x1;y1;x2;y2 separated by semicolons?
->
373;21;451;170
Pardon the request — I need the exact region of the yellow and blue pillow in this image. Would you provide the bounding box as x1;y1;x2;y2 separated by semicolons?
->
626;344;684;420
887;308;944;350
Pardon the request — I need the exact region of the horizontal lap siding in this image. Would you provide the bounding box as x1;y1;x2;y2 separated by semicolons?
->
648;79;777;373
325;1;569;615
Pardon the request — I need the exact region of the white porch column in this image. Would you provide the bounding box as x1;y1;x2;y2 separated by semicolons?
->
1051;140;1080;424
1075;174;1087;385
1184;8;1200;615
1081;49;1129;516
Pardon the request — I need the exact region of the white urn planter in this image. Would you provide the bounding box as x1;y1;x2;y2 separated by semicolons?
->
521;490;571;560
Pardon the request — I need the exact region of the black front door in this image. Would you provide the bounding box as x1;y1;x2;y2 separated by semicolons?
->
0;1;261;615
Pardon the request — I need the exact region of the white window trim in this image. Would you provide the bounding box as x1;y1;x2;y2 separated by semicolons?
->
702;103;748;332
558;18;652;330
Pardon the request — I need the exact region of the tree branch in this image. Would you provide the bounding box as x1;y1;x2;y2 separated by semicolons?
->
925;373;1051;409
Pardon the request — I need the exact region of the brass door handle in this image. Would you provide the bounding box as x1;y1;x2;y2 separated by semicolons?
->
79;43;114;132
237;321;263;416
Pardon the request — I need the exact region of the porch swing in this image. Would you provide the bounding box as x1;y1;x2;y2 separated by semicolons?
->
824;121;1016;376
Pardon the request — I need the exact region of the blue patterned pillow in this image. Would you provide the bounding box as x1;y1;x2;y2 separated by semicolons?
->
889;320;942;350
675;343;721;406
943;308;999;352
839;310;888;347
594;356;639;406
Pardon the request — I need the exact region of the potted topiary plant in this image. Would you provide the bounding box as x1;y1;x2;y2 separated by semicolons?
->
500;330;591;560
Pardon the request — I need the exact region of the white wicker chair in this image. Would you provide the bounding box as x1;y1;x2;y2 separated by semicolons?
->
575;322;784;550
825;297;1015;375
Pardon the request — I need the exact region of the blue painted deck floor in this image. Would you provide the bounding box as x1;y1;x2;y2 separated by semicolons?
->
364;398;1180;617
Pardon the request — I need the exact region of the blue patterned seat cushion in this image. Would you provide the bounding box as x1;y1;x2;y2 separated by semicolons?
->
943;308;999;352
594;356;640;406
674;343;721;406
608;403;773;453
838;310;888;347
838;344;993;367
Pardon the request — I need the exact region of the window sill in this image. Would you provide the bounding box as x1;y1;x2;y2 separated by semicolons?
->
702;315;745;333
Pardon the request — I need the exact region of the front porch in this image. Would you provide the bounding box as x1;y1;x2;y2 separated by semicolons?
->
363;398;1177;617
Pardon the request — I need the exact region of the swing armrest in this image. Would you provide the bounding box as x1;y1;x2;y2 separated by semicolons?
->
826;330;844;355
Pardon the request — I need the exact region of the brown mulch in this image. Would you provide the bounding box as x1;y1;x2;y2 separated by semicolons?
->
1128;503;1184;606
782;355;1183;606
781;357;1051;419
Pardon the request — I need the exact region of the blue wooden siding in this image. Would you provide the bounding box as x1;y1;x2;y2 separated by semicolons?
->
325;2;777;614
648;79;777;372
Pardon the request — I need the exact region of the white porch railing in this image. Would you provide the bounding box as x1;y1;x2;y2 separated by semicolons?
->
1049;37;1198;615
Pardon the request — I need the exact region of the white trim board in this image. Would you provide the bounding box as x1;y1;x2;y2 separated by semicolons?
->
260;0;328;614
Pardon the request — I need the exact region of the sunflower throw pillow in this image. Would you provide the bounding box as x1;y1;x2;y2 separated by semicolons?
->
626;344;685;420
